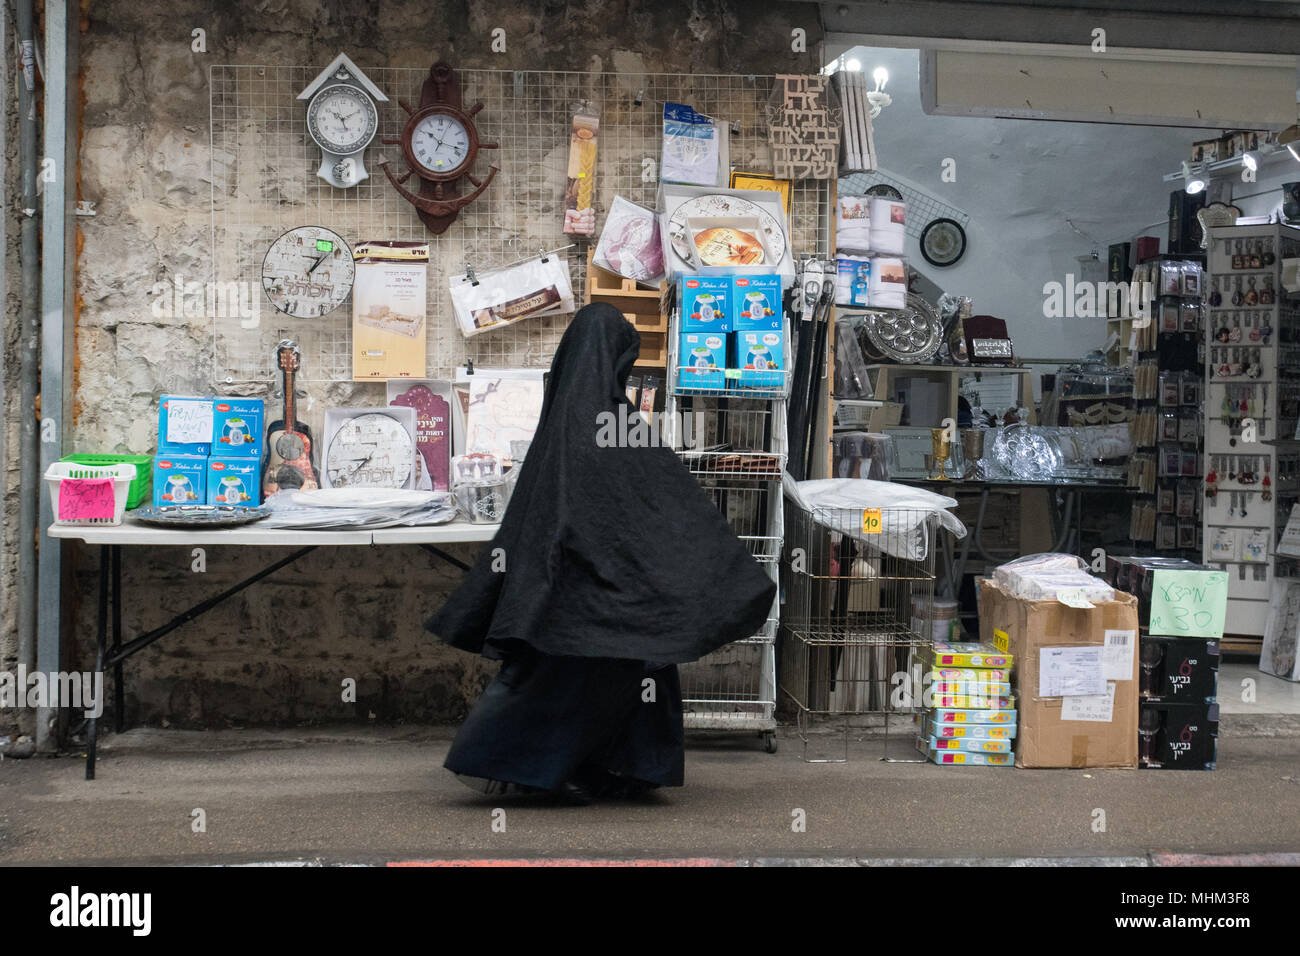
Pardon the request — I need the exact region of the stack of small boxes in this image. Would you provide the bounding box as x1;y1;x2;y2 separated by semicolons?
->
914;641;1018;767
678;274;785;390
1106;557;1223;770
153;395;264;507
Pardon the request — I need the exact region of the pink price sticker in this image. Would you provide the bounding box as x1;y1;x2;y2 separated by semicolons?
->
58;477;116;521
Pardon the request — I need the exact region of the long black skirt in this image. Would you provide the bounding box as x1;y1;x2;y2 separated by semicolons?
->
445;648;685;792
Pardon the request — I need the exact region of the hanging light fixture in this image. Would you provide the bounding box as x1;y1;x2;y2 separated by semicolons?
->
866;67;892;118
1182;160;1207;194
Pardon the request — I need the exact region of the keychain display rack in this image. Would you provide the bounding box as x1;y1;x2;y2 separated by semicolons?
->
1127;253;1205;556
209;65;830;384
1201;223;1300;640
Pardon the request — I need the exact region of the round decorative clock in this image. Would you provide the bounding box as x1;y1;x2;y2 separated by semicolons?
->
297;54;388;189
379;62;500;234
920;218;967;267
261;225;354;318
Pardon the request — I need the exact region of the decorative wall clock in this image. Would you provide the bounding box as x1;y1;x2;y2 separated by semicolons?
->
298;53;388;189
378;62;500;234
261;225;354;317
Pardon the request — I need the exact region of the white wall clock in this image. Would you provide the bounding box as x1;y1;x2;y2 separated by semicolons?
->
298;53;388;189
261;225;354;317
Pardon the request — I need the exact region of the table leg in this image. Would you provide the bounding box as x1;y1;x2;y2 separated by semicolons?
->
112;545;123;734
86;545;108;781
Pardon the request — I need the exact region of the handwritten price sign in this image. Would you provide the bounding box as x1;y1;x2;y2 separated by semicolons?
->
1148;569;1228;638
58;478;116;522
861;508;882;534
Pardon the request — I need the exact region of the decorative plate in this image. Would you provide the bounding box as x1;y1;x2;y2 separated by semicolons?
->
667;194;787;265
325;413;414;489
1195;202;1241;249
131;505;271;528
865;184;903;200
920;218;967;267
859;293;945;364
990;425;1062;481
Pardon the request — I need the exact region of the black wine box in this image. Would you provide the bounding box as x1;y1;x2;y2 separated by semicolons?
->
1168;190;1206;255
1139;634;1220;703
1139;701;1218;770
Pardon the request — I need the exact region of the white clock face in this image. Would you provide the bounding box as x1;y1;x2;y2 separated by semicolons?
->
261;226;355;318
307;84;378;155
410;112;470;175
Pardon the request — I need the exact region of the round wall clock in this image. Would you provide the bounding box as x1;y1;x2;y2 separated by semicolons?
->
920;218;967;267
298;54;388;189
261;226;355;318
326;413;414;489
379;62;500;234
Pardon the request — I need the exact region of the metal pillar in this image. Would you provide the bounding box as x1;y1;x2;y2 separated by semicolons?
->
36;0;78;751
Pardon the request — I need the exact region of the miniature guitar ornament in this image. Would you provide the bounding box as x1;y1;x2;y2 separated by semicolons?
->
263;341;320;495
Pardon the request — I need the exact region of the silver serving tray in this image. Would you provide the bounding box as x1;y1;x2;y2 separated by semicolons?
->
131;505;271;528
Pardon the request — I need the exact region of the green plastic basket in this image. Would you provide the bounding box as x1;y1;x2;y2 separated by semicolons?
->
60;453;153;509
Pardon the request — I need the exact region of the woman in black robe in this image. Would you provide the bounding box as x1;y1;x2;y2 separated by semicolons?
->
426;302;776;803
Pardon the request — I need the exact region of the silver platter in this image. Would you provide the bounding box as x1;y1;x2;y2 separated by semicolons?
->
131;505;271;528
859;293;945;364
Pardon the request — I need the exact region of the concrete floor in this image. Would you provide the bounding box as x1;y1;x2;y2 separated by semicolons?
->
1;722;1298;865
1219;662;1300;715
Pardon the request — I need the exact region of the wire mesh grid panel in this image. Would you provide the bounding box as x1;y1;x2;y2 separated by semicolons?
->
780;500;938;715
675;397;787;480
210;66;831;383
698;478;782;563
837;169;969;240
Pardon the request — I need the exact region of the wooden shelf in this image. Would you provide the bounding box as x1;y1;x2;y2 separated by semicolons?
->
862;363;1032;374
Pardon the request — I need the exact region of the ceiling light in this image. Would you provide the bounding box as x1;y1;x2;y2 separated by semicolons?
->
1182;161;1207;194
872;67;889;92
845;57;862;72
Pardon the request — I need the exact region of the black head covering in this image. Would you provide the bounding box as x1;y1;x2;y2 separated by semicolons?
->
426;302;776;663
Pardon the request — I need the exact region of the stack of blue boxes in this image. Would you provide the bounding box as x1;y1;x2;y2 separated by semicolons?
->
154;395;264;507
678;274;785;390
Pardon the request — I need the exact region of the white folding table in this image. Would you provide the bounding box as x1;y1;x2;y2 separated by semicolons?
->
48;518;497;779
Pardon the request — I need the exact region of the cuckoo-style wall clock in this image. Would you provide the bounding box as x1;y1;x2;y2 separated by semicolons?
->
378;62;500;234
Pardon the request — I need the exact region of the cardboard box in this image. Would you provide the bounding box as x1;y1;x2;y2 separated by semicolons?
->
979;581;1139;769
206;457;261;506
352;240;428;381
929;707;1017;725
157;395;213;457
152;454;207;505
730;275;782;331
1139;635;1219;703
1140;701;1218;770
211;397;264;460
927;735;1013;754
733;328;785;389
921;715;1017;740
916;737;1014;767
677;332;726;390
679;275;732;333
917;642;1013;670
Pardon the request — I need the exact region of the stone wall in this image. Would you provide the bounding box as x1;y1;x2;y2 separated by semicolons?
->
44;0;823;728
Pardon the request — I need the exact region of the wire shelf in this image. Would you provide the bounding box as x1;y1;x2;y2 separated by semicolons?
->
209;66;831;384
681;639;776;712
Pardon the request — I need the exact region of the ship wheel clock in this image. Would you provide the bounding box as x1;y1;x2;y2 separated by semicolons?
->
379;62;500;234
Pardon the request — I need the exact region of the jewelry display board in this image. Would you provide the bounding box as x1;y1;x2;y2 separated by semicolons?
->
210;67;831;383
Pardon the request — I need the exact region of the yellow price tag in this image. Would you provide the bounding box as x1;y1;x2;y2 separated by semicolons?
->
861;508;882;534
993;628;1009;652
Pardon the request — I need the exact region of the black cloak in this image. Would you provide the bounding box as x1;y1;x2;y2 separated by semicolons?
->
426;302;775;663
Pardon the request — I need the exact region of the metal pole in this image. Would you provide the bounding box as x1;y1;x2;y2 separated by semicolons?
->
16;0;40;688
37;0;76;751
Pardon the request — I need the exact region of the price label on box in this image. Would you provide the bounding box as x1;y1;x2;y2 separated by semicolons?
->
992;628;1010;653
861;508;882;534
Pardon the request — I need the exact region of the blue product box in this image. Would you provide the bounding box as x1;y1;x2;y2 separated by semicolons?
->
152;454;207;505
926;734;1013;754
158;395;214;457
731;274;783;331
929;707;1018;725
206;457;261;507
734;328;785;389
680;276;732;333
211;397;264;460
837;258;871;307
917;739;1015;767
678;332;726;390
921;715;1017;740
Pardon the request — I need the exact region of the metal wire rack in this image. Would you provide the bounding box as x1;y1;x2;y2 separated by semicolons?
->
675;397;787;481
837;169;969;240
699;479;783;564
780;498;939;760
209;65;831;384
